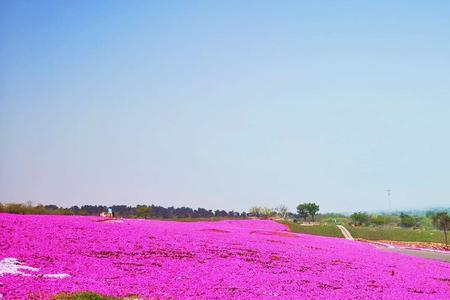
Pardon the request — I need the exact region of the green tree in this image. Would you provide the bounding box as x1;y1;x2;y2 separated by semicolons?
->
304;203;320;222
296;203;320;222
425;210;436;218
296;204;309;222
432;212;450;247
419;216;434;230
370;215;387;226
350;212;369;226
400;213;417;228
136;205;152;219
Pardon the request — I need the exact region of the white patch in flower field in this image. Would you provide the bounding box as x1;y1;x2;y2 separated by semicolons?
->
0;257;70;278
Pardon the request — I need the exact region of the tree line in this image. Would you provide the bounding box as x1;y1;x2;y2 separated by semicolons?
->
248;203;321;222
349;210;450;246
0;203;247;219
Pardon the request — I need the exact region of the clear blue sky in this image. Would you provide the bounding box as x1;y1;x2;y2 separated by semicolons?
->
1;1;449;213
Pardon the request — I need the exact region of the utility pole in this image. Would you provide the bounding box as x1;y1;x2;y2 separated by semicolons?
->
385;189;391;212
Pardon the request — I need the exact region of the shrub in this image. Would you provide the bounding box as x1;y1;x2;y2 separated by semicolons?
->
249;206;276;218
321;217;347;225
350;212;369;226
418;216;434;230
136;205;152;219
399;213;417;228
370;215;387;226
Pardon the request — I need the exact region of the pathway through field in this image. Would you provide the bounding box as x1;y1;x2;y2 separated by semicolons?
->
336;225;354;240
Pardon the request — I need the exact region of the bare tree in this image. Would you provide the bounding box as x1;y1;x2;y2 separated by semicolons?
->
275;205;289;219
432;212;450;247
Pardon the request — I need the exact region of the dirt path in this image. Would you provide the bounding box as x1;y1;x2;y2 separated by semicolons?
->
336;225;354;240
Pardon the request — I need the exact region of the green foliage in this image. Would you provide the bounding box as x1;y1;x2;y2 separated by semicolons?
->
350;212;369;226
136;205;152;219
249;206;276;218
425;210;436;218
296;204;308;221
0;203;72;215
163;216;248;222
305;203;320;221
385;215;401;226
262;207;276;217
319;213;346;219
0;202;244;219
321;216;347;225
285;209;448;244
284;222;342;238
346;226;444;243
432;212;450;245
249;206;261;216
432;212;450;230
418;216;434;230
296;202;320;221
370;215;387;226
400;213;418;228
1;203;26;214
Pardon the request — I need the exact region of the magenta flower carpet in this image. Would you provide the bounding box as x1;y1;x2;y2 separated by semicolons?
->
0;213;449;299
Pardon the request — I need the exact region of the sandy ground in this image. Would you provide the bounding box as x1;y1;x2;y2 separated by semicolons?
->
378;247;450;263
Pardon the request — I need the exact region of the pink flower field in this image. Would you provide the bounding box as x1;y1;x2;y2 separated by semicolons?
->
0;213;449;299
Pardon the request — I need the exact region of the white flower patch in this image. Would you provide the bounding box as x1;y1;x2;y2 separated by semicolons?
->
43;273;70;278
0;258;38;276
0;258;70;278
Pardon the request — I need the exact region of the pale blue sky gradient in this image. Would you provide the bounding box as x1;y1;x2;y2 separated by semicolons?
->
1;1;449;212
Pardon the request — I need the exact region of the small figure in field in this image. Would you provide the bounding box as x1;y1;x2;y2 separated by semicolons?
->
107;207;113;218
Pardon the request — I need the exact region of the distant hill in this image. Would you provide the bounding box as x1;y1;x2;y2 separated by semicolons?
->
386;206;450;216
332;206;450;216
